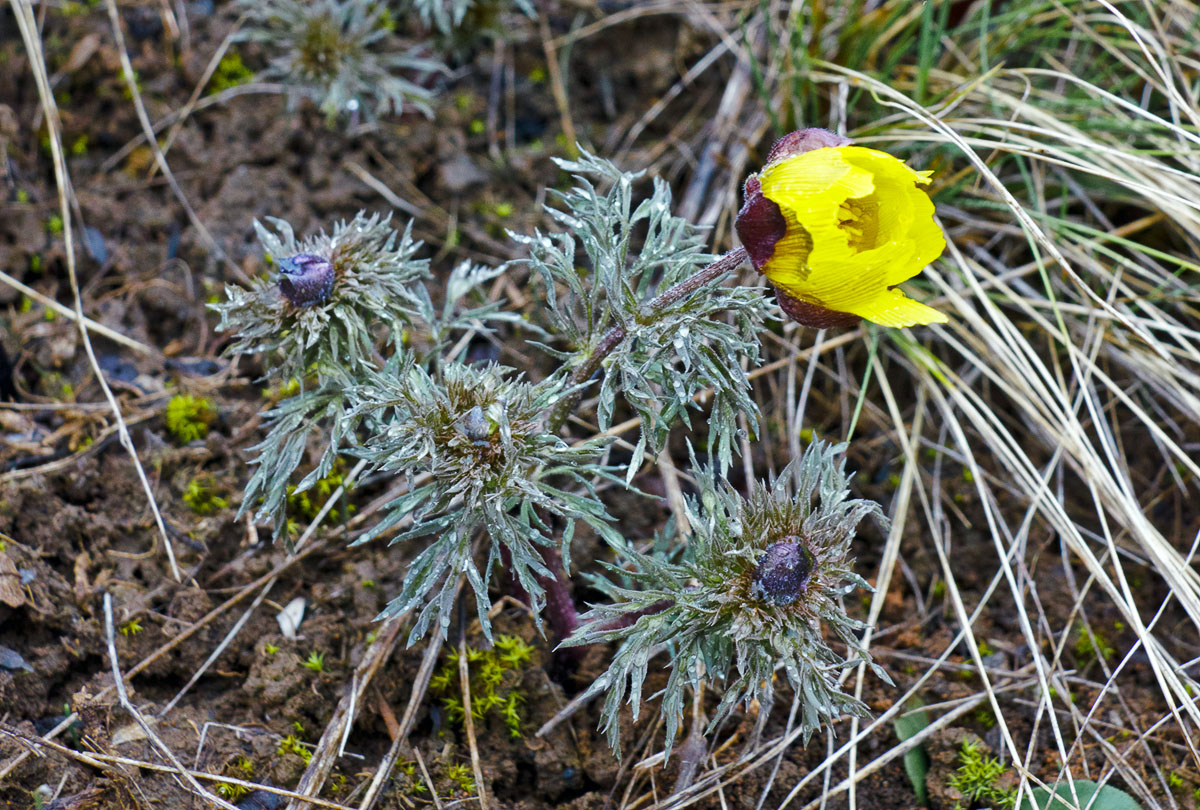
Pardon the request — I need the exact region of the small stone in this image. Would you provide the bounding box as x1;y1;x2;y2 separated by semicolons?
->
0;644;34;673
752;540;813;606
438;153;489;194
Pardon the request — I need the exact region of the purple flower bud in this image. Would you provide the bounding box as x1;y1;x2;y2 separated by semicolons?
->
278;253;335;307
752;539;814;606
763;127;852;166
772;285;862;329
735;175;788;272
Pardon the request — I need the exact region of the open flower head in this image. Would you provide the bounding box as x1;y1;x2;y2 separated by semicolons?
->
736;128;947;328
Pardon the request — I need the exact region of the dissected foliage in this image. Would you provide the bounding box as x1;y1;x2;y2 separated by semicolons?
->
215;152;777;651
237;0;444;122
349;358;620;642
212;212;429;537
408;0;535;36
514;150;770;475
565;441;889;755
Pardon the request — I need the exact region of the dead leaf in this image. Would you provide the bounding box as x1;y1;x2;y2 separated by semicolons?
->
60;33;102;75
0;547;24;608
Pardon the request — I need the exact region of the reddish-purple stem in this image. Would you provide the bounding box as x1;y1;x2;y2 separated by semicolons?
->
527;248;747;656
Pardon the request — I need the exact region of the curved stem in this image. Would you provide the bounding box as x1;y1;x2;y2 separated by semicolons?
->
546;245;749;434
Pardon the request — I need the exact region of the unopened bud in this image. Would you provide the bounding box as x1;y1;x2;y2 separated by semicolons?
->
751;539;813;606
278;253;335;307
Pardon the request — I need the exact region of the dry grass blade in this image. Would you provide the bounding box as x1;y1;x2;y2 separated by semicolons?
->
284;615;408;810
0;269;157;356
162;460;367;718
102;0;225;262
458;630;490;810
103;593;241;810
8;0;181;582
0;724;359;810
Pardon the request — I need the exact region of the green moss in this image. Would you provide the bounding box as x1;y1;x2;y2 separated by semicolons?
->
445;763;475;795
399;761;427;794
119;619;143;637
278;734;312;764
183;477;228;516
431;635;533;739
209;51;254;94
287;458;355;521
948;739;1015;810
270;375;303;400
302;650;325;673
165;394;216;444
972;707;997;729
1073;620;1115;664
215;782;249;801
328;773;347;794
45;215;64;236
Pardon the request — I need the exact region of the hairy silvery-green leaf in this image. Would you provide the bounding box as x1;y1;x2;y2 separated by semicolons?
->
407;260;530;367
214;212;435;539
238;386;360;541
348;359;620;644
565;440;888;757
513;148;770;475
236;0;445;122
212;211;428;386
409;0;535;35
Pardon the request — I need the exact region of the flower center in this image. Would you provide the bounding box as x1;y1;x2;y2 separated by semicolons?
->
838;195;880;253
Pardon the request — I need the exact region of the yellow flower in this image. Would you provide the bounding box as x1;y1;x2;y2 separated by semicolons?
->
736;129;947;328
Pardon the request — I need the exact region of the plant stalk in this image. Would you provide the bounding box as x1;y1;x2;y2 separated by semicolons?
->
529;246;749;657
546;245;749;434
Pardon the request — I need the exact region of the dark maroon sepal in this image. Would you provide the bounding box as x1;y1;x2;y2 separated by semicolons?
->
765;128;852;165
773;284;862;329
278;253;335;307
751;539;814;606
735;175;788;271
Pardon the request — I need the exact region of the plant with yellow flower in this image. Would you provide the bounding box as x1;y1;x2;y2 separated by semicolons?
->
216;136;913;754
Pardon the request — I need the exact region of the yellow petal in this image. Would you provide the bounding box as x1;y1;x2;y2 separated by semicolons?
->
847;289;948;327
760;148;874;211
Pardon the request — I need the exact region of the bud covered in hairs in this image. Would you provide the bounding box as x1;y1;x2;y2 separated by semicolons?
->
278;253;335;307
752;539;814;606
